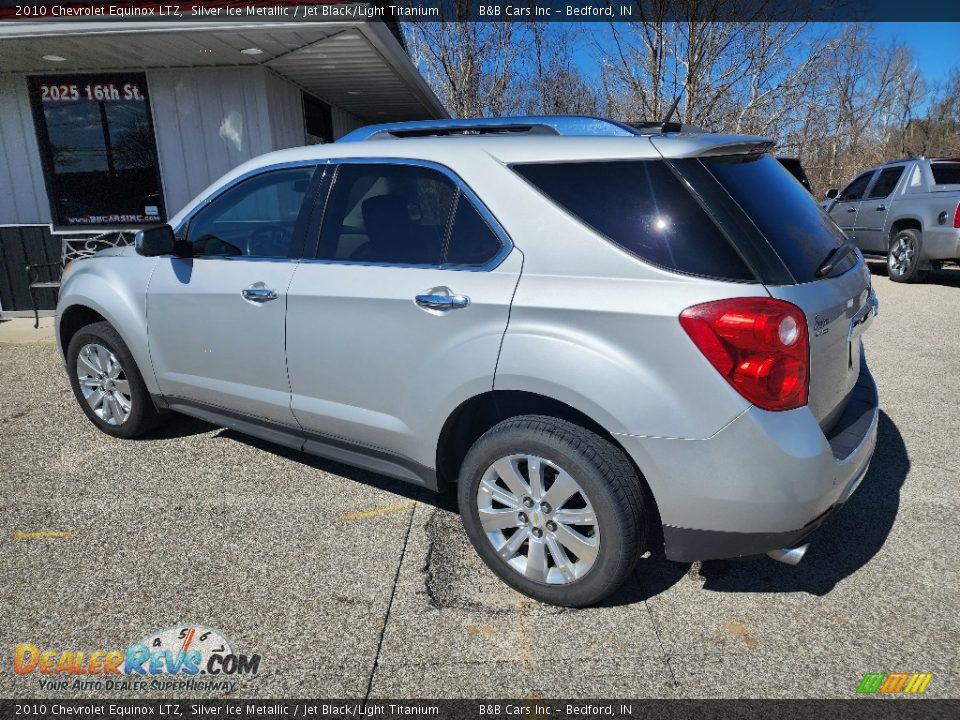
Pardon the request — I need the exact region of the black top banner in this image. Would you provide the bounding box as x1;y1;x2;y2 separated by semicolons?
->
0;0;959;23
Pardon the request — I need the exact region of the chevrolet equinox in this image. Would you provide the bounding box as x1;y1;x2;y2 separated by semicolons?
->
56;116;879;606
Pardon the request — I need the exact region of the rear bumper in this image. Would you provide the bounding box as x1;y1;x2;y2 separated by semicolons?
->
661;457;871;562
618;352;879;562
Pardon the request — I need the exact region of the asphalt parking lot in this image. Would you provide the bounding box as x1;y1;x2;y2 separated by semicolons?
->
1;262;958;700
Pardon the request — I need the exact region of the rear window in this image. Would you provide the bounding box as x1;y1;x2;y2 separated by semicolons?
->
931;163;960;185
512;160;754;281
701;154;855;282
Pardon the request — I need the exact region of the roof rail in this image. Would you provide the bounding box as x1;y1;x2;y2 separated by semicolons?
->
882;157;920;165
337;115;643;142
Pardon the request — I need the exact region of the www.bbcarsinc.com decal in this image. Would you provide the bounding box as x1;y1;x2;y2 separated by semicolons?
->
13;624;261;693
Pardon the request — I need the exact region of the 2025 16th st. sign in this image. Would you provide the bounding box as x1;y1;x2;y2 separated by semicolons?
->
28;72;166;227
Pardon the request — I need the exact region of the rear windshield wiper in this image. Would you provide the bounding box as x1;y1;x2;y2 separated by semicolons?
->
815;239;857;278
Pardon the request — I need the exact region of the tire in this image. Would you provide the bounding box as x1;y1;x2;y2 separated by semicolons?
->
66;321;162;438
887;228;927;283
457;415;648;607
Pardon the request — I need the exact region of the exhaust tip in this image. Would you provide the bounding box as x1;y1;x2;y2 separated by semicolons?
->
766;543;809;566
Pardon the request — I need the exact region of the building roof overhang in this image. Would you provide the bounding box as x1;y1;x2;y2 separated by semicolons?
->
0;18;448;121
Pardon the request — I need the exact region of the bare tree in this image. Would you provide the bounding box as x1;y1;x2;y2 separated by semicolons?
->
600;0;824;131
526;23;599;115
403;2;527;117
892;70;959;158
786;24;924;194
404;9;603;118
599;13;925;195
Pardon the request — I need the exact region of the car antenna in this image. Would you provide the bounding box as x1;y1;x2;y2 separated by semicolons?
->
661;93;683;132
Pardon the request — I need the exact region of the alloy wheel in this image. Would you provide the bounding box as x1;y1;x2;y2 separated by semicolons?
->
889;234;916;277
476;454;600;584
76;343;132;426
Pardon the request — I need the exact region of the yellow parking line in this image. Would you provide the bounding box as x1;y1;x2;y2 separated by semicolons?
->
12;530;77;541
341;501;416;521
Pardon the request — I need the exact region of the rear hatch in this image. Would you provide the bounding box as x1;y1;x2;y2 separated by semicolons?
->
658;143;874;430
765;260;873;430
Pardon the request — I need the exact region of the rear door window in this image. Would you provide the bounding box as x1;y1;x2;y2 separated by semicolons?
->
314;163;507;268
701;154;855;282
867;166;905;198
513;160;755;282
444;194;503;266
315;163;455;266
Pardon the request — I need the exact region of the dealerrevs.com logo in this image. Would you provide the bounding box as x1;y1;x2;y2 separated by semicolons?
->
14;625;261;693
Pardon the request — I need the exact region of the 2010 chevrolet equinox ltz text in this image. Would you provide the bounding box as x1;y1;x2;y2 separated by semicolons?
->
56;116;879;607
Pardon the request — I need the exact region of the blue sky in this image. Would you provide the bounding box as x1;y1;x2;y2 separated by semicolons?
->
873;23;960;82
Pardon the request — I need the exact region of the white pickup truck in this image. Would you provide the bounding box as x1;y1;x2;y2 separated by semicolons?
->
824;157;960;282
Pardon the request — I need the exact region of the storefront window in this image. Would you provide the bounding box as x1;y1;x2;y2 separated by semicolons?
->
28;73;165;226
303;92;333;145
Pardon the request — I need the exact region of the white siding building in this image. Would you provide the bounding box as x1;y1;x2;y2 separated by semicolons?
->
0;13;446;314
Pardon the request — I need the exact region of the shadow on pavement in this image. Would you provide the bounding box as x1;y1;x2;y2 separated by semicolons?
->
155;404;908;606
866;258;960;287
143;408;458;508
213;427;444;507
141;413;217;440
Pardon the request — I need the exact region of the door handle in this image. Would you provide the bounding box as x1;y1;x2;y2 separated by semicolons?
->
415;293;470;310
875;204;886;211
241;286;279;303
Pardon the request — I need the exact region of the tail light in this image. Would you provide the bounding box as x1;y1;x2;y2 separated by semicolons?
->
679;298;809;411
953;201;960;228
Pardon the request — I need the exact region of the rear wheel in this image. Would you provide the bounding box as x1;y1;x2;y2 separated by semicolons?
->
887;228;927;283
67;321;162;438
457;415;648;607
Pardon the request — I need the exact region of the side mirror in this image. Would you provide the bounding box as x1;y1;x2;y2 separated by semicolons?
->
825;188;839;200
135;225;177;257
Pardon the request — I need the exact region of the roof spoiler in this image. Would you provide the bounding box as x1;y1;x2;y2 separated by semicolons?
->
648;135;775;159
696;140;776;156
627;121;708;134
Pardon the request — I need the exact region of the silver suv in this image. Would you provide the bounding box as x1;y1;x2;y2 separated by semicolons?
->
56;116;880;607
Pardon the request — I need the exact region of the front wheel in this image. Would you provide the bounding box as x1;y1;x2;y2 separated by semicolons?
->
457;415;649;607
887;229;927;283
66;321;162;438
